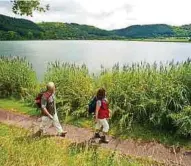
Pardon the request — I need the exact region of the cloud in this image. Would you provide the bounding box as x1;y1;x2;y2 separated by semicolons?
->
47;0;83;14
0;0;191;30
0;0;11;7
0;0;135;29
0;1;12;15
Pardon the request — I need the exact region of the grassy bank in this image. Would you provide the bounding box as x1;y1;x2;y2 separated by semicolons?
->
0;56;191;140
0;123;162;166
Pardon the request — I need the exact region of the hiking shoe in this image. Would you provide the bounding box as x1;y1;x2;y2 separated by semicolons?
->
94;132;101;138
100;136;109;144
58;131;67;137
33;129;43;137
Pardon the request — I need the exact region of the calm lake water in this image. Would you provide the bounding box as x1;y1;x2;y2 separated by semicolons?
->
0;40;191;79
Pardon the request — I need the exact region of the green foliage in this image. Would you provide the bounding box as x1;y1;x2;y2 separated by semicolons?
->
11;0;49;16
70;23;114;37
44;62;94;118
179;24;191;37
113;24;175;38
170;106;191;137
0;99;38;116
0;14;121;40
113;24;191;38
2;14;191;40
0;56;38;99
1;56;191;137
38;22;118;40
0;30;21;40
44;59;191;137
0;124;155;166
96;60;191;135
0;14;42;40
172;26;189;37
1;99;191;148
39;22;88;39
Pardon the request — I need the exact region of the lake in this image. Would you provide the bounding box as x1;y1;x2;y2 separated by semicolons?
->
0;40;191;79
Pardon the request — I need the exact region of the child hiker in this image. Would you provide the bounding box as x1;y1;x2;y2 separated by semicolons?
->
94;88;111;143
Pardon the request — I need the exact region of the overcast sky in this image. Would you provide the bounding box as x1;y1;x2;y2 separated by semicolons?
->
0;0;191;30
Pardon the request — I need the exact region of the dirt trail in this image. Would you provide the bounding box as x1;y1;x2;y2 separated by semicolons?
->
0;109;190;166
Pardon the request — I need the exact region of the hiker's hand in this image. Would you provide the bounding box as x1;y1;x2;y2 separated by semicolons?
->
109;109;112;118
49;115;54;120
95;118;98;123
42;108;53;120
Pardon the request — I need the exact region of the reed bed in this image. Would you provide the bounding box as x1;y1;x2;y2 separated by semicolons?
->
0;56;190;137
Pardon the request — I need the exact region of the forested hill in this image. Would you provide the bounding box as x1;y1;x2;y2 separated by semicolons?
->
38;22;119;40
113;24;191;38
112;24;174;38
0;14;42;40
0;14;191;40
0;14;118;40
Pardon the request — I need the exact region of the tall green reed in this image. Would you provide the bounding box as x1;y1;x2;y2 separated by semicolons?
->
0;56;38;99
44;61;94;118
1;56;190;136
97;59;191;136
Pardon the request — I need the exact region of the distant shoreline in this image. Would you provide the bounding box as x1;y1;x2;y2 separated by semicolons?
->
0;38;191;43
1;14;191;43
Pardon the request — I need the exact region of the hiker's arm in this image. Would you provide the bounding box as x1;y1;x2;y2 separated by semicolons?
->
41;97;53;119
109;109;112;118
95;102;100;121
42;108;53;119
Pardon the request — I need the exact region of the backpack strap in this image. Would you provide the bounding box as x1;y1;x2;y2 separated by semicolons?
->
100;98;108;110
43;91;52;101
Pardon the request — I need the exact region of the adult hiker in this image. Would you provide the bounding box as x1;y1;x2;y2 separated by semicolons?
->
94;88;111;143
36;82;67;137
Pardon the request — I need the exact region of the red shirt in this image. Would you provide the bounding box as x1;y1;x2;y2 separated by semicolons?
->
97;99;109;119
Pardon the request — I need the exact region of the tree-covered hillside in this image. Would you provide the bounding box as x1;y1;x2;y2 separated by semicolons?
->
0;14;42;40
113;24;191;39
0;14;191;40
38;22;118;40
112;24;175;38
172;24;191;37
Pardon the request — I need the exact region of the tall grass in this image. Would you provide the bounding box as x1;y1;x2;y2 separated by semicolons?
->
97;60;191;136
0;56;190;137
0;124;160;166
0;56;37;99
44;62;94;118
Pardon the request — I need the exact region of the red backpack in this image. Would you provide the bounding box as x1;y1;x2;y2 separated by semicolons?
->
98;99;109;119
35;91;52;109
